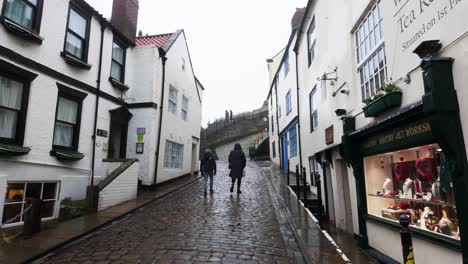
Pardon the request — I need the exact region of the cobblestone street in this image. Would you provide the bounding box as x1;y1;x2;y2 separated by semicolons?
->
38;162;305;264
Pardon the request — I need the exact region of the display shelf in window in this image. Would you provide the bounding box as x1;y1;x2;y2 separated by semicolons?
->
364;143;460;240
0;143;31;156
50;149;84;162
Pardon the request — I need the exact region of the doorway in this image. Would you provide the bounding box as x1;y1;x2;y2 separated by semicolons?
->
323;163;335;225
108;107;132;159
191;143;198;175
281;133;289;171
338;159;354;234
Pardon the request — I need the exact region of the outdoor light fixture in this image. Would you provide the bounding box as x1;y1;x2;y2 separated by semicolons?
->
335;109;347;116
413;40;442;58
317;67;338;83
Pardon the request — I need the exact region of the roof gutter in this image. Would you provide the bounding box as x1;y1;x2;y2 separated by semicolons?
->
153;48;168;186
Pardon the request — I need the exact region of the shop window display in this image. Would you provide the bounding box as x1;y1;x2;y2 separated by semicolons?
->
365;144;459;239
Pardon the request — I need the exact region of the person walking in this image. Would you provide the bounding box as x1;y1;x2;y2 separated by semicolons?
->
228;143;246;194
200;149;217;195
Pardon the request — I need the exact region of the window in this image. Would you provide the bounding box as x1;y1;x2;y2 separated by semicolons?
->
3;182;59;226
309;156;319;186
365;144;459;240
52;85;86;151
0;73;28;145
164;141;184;169
278;105;282;118
168;86;178;114
309;87;318;132
110;41;126;83
181;96;189;121
64;6;89;61
2;0;42;32
355;0;387;100
284;50;289;78
289;126;297;157
270;95;273;109
271;116;274;133
307;16;316;66
285;90;292;114
272;141;276;158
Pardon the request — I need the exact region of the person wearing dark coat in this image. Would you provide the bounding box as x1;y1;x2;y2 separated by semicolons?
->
200;150;217;194
228;143;247;194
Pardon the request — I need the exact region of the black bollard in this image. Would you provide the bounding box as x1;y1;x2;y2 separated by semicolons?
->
303;167;307;202
23;198;41;237
287;160;290;186
295;165;300;197
400;214;415;263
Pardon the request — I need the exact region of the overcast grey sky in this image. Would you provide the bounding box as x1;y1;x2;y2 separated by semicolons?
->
86;0;306;127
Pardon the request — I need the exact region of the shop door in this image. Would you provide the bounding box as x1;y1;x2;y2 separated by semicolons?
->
339;159;354;234
281;133;289;171
108;107;132;159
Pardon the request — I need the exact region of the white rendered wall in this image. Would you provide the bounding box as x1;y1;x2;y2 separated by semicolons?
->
98;161;139;211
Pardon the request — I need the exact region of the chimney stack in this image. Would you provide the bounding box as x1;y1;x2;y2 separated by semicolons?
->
111;0;139;42
291;7;306;31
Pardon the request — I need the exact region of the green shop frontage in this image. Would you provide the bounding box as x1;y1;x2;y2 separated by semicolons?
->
341;57;468;263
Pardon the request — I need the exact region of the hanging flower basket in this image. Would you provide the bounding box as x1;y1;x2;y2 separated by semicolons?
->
363;91;403;117
0;144;31;156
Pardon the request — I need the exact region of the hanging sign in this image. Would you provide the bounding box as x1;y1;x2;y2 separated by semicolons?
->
325;125;334;145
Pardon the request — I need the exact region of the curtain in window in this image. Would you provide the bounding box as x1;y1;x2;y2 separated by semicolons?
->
53;97;78;147
111;61;122;81
5;0;35;30
66;32;83;58
69;9;86;37
112;43;124;64
0;76;23;139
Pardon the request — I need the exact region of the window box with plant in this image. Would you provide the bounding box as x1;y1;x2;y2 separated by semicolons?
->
362;84;402;118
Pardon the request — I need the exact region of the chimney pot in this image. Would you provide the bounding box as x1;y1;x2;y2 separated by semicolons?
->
291;7;306;31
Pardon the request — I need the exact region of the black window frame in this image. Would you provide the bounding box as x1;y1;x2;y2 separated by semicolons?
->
307;16;316;67
309;86;318;132
51;83;87;152
110;38;127;84
271;115;274;133
0;59;37;146
62;3;91;63
272;141;276;158
0;0;44;34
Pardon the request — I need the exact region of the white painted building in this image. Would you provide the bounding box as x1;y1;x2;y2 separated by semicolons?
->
0;0;202;227
269;0;468;263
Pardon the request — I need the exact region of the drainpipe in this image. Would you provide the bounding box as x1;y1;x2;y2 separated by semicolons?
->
294;50;304;172
274;78;281;165
153;47;167;186
90;22;106;186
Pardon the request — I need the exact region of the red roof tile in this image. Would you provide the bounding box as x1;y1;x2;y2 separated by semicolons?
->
136;33;173;47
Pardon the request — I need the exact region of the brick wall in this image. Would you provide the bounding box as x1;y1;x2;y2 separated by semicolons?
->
98;161;139;211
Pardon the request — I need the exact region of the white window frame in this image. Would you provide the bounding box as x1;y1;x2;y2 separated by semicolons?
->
355;0;387;100
309;87;318;132
285;90;292;114
2;181;60;227
181;96;189;121
164;141;184;169
168;85;178;114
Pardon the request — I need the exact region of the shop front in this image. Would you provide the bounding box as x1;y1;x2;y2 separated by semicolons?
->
342;57;468;263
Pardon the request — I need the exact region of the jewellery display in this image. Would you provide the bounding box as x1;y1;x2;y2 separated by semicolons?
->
366;143;460;240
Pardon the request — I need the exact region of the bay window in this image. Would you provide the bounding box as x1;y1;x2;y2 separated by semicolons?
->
2;0;42;32
355;0;387;100
64;6;89;61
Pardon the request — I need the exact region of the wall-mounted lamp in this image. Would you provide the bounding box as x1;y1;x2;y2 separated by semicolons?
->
317;67;338;83
335;109;347;116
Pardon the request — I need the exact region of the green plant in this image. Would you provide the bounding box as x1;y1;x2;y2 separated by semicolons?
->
384;83;401;93
362;98;373;105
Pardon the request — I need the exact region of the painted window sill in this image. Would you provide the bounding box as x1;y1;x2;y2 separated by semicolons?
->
60;52;92;70
50;149;85;162
109;77;130;92
0;17;43;44
0;143;31;156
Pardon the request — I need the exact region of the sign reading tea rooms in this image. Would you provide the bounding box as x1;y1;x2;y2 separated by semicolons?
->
384;0;466;78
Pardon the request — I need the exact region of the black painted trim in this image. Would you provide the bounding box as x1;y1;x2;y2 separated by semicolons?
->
60;52;92;70
366;214;462;251
0;0;43;35
56;82;88;100
128;102;158;109
63;2;92;63
109;77;129;92
0;17;44;44
0;44;126;106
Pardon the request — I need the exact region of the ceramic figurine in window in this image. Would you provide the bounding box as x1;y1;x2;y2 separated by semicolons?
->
419;206;434;230
382;178;393;195
402;178;413;198
438;209;455;236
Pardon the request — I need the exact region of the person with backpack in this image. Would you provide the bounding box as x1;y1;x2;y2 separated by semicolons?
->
228;143;247;194
200;149;217;195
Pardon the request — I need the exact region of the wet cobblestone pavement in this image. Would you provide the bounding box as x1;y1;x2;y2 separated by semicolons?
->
38;161;305;264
